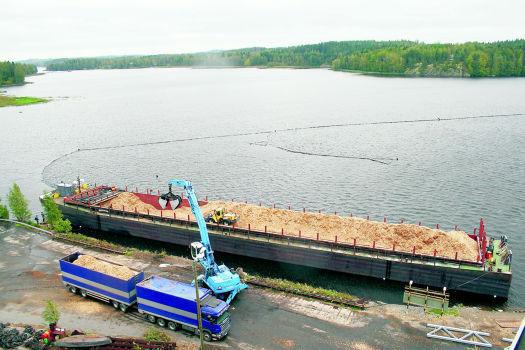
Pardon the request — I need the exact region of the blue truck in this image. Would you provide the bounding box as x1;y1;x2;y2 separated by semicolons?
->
136;276;231;341
59;252;231;341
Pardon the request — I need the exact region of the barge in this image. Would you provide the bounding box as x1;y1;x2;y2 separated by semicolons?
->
54;185;513;299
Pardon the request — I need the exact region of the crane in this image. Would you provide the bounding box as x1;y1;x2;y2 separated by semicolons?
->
158;179;247;304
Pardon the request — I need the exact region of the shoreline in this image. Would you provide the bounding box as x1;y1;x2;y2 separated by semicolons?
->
0;94;49;108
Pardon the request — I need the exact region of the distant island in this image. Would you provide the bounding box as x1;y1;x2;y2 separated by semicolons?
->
41;40;525;78
0;62;48;107
0;61;37;87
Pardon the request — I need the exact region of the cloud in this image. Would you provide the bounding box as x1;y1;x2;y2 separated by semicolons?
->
1;0;524;60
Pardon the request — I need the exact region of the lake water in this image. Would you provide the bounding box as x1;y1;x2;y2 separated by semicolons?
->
1;68;524;307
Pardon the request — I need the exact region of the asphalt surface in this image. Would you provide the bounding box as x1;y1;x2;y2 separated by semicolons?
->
0;223;479;349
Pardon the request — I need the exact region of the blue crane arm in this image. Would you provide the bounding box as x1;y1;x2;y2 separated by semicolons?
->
167;179;217;272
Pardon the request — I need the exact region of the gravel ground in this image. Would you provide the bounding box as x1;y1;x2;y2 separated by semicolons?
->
0;223;521;350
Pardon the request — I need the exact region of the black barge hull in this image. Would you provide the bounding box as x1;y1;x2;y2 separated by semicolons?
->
59;204;512;299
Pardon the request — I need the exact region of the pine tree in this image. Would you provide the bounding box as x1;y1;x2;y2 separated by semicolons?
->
7;183;31;222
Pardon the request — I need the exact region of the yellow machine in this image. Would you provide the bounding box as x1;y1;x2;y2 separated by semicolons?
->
204;207;239;225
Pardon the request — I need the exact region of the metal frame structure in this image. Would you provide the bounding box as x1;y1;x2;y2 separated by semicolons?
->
426;323;492;348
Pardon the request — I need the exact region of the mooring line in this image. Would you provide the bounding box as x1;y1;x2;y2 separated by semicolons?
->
274;146;395;164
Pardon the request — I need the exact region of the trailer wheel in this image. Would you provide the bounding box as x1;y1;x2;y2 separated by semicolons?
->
167;322;179;331
80;289;88;298
119;303;128;312
203;331;212;342
111;300;119;309
147;314;156;323
68;286;77;294
156;318;166;327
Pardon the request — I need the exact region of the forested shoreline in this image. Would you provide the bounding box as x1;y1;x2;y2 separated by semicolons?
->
0;61;37;86
43;39;525;77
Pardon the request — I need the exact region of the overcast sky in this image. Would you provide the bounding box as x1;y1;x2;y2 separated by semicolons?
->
2;0;524;61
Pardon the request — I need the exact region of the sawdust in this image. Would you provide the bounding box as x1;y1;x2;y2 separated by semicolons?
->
273;338;296;349
350;342;378;350
104;192;479;260
73;255;136;280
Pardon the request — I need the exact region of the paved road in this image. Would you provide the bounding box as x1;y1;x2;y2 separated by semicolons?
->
0;223;467;349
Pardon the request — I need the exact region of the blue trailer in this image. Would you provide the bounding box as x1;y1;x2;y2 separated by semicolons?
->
59;252;145;312
136;276;231;341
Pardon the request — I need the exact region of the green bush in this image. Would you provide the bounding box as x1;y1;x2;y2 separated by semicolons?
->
41;195;72;233
0;199;8;219
143;328;171;342
7;183;31;222
53;218;72;233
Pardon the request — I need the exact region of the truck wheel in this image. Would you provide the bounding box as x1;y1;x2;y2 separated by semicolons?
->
68;286;77;294
119;303;128;312
111;300;119;309
203;331;212;342
147;314;156;323
80;289;88;298
156;318;166;327
167;322;179;331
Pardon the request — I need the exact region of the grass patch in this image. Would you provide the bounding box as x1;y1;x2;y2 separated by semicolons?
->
143;327;171;342
0;95;48;107
426;304;462;317
55;231;124;252
245;274;362;306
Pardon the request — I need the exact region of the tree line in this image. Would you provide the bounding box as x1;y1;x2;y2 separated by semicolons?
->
44;40;525;77
0;61;37;86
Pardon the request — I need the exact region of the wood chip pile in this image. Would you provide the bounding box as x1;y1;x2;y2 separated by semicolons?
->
73;255;136;280
103;192;479;261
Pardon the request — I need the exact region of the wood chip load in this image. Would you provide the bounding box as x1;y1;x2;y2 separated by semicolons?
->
73;254;136;280
103;192;479;261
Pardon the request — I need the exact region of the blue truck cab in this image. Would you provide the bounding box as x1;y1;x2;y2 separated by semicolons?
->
136;276;231;341
59;252;145;312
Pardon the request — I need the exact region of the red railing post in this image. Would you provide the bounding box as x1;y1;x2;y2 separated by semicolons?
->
135;187;138;193
273;204;276;209
384;217;387;223
412;246;416;255
400;219;404;223
318;209;321;213
264;226;267;233
335;235;338;243
122;205;124;212
173;212;176;219
303;208;305;213
281;228;284;236
392;243;396;251
125;185;128;191
455;252;458;260
206;195;208;201
455;225;458;230
350;213;353;217
418;221;421;226
288;205;291;210
367;215;369;220
187;214;190;221
147;209;149;215
433;249;437;257
353;238;356;246
334;211;337;215
436;223;439;229
160;210;163;218
259;202;261;206
248;223;251;232
317;233;320;241
299;230;301;238
373;241;376;249
135;207;137;213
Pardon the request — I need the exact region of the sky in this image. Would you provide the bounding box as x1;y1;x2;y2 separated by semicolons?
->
1;0;524;61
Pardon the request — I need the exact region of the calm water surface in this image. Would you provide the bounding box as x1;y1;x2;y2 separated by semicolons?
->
1;68;524;307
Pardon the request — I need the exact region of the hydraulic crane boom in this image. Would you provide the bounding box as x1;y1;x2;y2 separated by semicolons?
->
160;179;247;304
